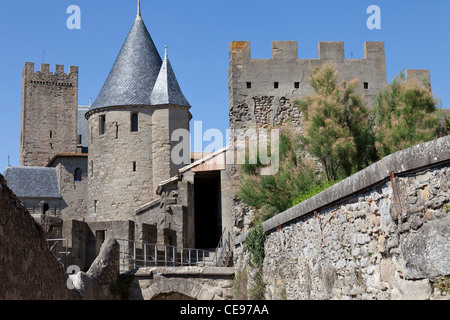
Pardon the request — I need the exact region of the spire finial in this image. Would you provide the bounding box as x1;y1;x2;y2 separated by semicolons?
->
165;45;168;60
137;0;141;18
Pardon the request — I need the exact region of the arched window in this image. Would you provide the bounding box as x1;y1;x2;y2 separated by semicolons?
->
74;168;82;182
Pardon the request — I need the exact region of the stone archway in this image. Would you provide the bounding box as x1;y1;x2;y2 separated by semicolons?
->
128;267;235;300
152;292;196;300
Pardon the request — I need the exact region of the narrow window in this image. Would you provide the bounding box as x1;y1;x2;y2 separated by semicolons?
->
74;168;82;182
78;134;82;145
274;82;279;89
94;200;98;213
133;161;137;172
99;115;106;135
364;82;369;89
294;82;300;89
49;131;53;139
90;160;94;176
246;82;252;89
131;113;139;132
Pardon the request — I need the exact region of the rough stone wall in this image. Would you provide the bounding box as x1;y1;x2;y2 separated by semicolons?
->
135;178;195;249
69;237;120;300
128;267;234;300
87;107;155;221
0;174;80;300
86;105;189;222
234;141;450;300
228;41;387;132
53;156;88;223
21;197;61;217
20;63;79;167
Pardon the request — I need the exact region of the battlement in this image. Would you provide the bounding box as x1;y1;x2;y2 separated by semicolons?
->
229;41;385;62
229;40;390;131
23;62;78;77
405;69;432;91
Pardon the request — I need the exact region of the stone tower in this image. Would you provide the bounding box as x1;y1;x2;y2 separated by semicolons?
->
85;7;191;222
228;41;387;131
20;63;79;166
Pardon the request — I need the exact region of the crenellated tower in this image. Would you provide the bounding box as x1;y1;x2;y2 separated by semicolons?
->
20;63;79;167
228;41;388;131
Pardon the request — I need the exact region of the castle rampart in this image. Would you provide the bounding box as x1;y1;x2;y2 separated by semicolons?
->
20;63;79;167
229;41;401;131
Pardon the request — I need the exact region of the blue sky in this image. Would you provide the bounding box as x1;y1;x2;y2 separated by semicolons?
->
0;0;449;172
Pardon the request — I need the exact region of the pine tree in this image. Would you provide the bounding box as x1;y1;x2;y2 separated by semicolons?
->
374;72;439;158
295;64;376;181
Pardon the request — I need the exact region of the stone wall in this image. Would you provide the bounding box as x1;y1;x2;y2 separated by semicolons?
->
228;41;432;134
21;197;62;217
69;237;120;300
20;63;79;167
51;155;88;223
0;174;80;300
228;41;388;132
128;267;235;300
234;136;450;300
86;105;189;222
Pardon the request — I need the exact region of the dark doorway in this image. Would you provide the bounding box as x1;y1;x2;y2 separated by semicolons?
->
194;171;222;249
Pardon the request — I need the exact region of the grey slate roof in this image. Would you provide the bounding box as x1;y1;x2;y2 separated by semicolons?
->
150;51;191;107
89;16;163;112
78;105;89;148
3;166;61;199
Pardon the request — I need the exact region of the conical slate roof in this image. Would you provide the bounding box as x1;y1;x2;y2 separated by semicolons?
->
89;15;162;112
150;47;191;107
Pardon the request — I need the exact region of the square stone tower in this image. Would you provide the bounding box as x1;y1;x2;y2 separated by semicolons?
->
20;62;79;167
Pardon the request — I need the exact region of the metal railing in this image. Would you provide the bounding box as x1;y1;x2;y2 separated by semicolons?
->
211;228;232;267
117;239;219;272
47;238;70;267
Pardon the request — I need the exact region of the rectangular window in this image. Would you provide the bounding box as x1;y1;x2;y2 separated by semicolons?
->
131;113;139;132
49;131;53;139
246;82;252;89
364;82;369;89
99;115;106;135
133;161;137;172
274;82;279;89
294;82;300;89
78;134;82;145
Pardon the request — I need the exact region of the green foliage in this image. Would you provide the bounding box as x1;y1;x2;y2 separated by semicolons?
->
434;276;450;295
243;225;266;269
238;128;319;221
232;268;248;300
374;72;440;158
294;63;377;181
291;179;341;207
443;113;450;136
110;273;134;300
248;271;266;300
